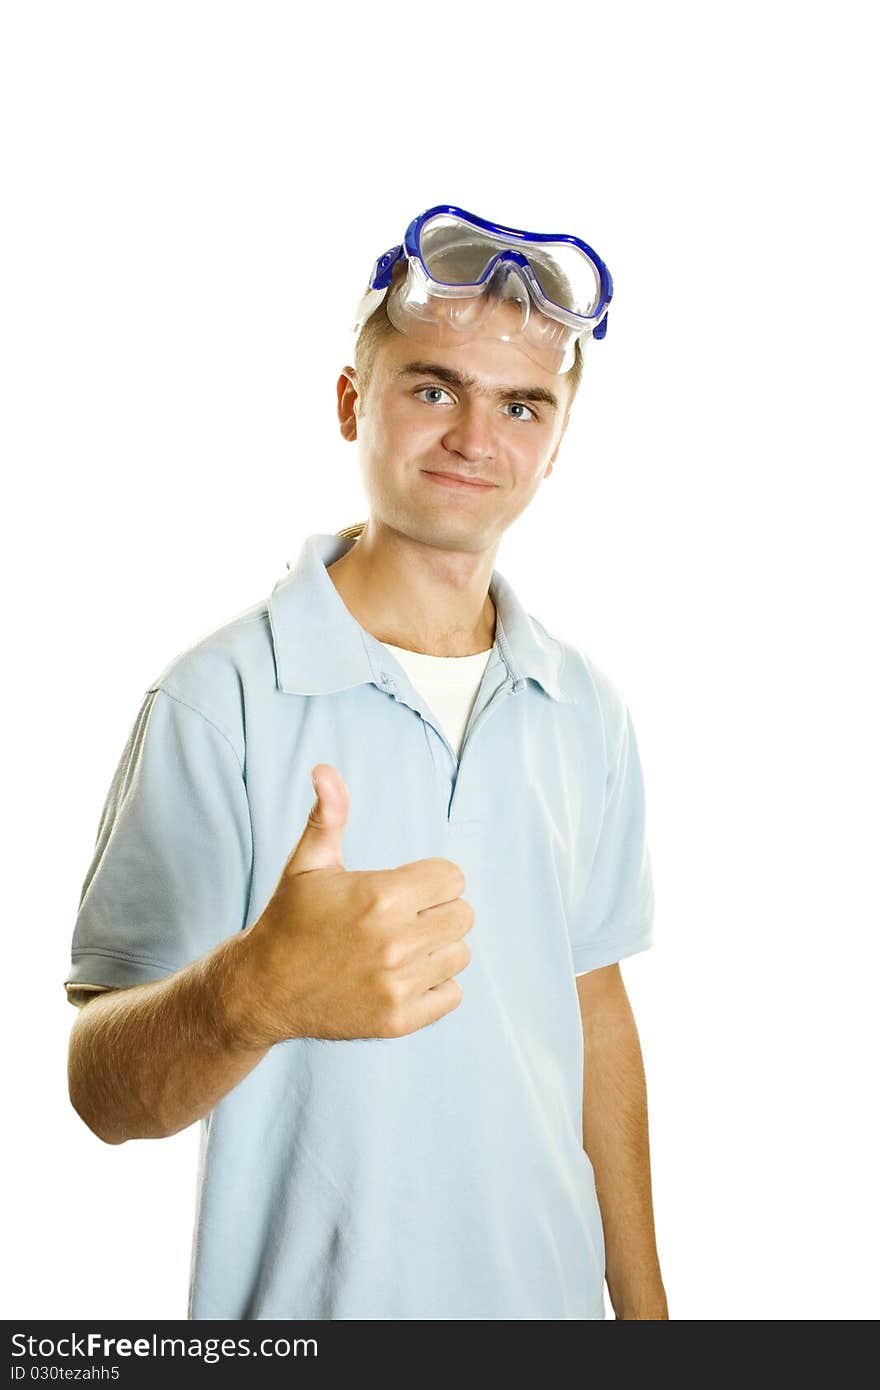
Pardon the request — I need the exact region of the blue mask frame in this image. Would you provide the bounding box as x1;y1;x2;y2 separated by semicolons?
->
363;203;613;341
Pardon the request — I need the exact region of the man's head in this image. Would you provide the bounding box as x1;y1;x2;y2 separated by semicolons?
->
337;260;585;552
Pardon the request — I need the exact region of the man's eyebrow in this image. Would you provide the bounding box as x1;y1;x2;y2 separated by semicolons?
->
392;360;560;413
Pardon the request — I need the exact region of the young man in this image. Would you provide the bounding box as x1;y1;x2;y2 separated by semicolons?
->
65;205;668;1320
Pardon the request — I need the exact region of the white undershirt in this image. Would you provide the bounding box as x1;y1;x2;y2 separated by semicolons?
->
379;641;494;761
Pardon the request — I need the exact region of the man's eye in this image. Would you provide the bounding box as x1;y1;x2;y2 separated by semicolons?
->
415;386;454;405
504;402;538;422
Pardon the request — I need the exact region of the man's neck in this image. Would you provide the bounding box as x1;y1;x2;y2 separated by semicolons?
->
326;525;498;658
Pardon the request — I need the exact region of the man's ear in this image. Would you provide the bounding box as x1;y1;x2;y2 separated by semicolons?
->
337;367;359;442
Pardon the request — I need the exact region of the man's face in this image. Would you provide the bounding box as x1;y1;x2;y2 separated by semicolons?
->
338;308;575;554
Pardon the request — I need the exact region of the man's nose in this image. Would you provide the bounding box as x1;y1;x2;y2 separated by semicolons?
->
441;400;497;461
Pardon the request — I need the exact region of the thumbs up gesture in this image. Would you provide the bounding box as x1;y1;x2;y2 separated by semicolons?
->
232;764;473;1048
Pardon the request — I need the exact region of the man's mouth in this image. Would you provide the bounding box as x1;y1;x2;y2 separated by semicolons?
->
421;470;497;492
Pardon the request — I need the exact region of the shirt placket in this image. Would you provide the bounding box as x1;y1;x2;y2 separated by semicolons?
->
373;657;526;827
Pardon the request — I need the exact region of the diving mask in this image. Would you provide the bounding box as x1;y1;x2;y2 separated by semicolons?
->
352;204;613;375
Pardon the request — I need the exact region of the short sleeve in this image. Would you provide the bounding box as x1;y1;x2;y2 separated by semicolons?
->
570;704;656;975
63;686;253;1005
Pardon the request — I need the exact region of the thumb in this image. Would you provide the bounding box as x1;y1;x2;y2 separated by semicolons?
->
285;763;350;876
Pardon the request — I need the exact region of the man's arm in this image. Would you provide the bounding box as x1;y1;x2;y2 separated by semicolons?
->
576;963;668;1319
67;930;271;1145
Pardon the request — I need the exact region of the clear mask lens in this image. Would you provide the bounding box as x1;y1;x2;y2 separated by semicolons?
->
416;212;603;320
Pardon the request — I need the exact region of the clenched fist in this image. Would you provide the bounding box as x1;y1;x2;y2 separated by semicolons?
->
232;763;473;1048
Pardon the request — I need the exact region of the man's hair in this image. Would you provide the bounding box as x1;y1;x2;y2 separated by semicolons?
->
338;260;585;542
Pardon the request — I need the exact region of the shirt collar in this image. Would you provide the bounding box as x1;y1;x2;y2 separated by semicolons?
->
267;532;571;703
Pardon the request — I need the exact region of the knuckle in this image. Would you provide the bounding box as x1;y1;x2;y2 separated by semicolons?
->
378;1000;407;1039
378;935;406;972
355;875;395;925
377;970;404;1009
367;885;396;920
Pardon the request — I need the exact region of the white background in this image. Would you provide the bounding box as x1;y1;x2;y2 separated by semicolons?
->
3;0;877;1322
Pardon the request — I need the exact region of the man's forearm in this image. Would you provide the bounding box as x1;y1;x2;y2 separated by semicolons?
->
67;930;272;1145
581;988;668;1319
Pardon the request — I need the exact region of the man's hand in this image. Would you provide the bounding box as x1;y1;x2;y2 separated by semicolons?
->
231;763;474;1049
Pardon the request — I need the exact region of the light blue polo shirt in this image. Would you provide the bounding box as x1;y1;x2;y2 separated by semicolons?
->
64;530;655;1320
